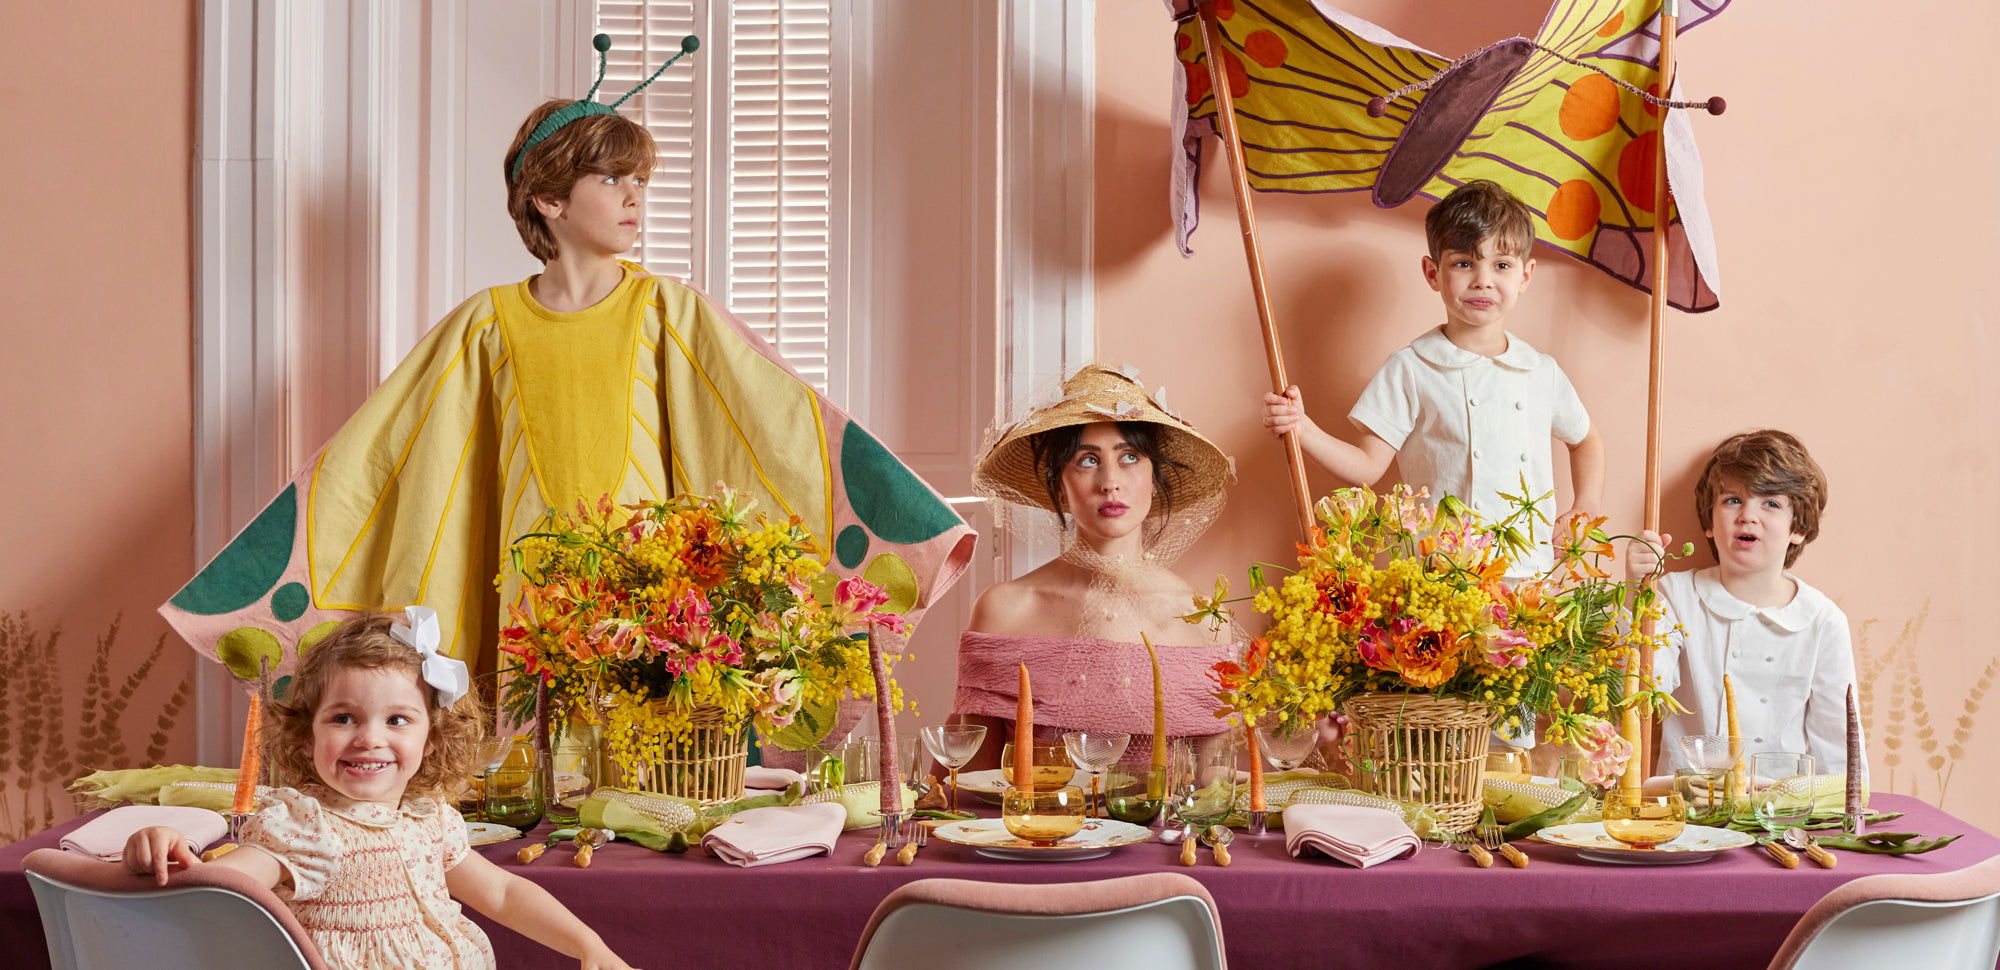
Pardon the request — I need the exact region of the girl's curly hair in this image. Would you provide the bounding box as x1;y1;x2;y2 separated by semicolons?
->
263;613;487;801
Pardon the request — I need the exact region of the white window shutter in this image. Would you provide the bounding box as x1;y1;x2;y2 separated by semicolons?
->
595;0;839;396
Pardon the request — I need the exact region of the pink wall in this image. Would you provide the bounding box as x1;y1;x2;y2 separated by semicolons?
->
1096;0;2000;831
0;1;197;841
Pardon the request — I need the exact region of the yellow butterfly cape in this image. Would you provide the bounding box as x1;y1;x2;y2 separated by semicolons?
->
160;264;976;690
1172;0;1724;311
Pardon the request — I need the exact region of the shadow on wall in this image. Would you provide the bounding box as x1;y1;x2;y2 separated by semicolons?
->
0;613;193;844
1856;601;1999;810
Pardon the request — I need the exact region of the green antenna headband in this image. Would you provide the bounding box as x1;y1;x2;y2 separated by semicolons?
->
508;32;701;180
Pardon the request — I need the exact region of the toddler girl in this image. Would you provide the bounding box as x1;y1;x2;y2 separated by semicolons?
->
124;608;638;970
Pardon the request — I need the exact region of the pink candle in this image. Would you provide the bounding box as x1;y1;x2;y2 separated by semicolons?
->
867;625;899;816
1846;684;1863;816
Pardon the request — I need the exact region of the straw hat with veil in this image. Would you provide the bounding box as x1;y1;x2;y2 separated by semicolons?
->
952;362;1243;767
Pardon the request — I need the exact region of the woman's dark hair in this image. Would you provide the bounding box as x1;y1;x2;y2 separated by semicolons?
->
1030;421;1185;535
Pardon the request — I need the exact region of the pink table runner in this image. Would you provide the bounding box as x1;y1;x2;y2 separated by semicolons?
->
5;794;1996;969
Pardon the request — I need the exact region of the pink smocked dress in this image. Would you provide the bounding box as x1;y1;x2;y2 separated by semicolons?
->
242;786;495;970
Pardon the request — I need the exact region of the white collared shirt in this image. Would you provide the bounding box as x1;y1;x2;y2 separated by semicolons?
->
1654;567;1863;780
1349;327;1590;576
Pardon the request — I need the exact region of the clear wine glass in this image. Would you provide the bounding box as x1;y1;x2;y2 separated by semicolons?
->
1171;741;1241;836
1062;731;1131;818
1257;719;1320;773
918;724;987;814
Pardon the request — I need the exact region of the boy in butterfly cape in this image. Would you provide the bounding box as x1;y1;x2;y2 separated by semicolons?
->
161;35;976;693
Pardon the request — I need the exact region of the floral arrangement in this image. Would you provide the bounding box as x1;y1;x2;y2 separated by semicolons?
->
497;488;907;774
1197;482;1678;759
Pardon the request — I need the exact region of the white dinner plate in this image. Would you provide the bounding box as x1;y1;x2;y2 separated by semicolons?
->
931;817;1153;862
1533;822;1754;865
466;821;523;846
946;768;1082;804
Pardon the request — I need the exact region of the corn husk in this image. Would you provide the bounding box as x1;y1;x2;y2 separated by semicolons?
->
1222;770;1350;827
1482;779;1578;824
801;781;917;831
69;766;237;808
159;780;281;814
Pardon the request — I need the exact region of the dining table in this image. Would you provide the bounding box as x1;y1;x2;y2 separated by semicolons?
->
3;792;1996;969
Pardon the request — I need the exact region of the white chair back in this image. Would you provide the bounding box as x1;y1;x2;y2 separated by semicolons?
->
850;874;1225;970
27;870;318;970
1781;891;2000;970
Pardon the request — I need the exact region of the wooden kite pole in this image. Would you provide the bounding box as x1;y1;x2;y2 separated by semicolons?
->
1196;2;1314;543
1632;0;1681;781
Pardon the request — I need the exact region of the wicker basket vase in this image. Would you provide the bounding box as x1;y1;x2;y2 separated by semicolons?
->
622;702;750;805
1341;691;1498;834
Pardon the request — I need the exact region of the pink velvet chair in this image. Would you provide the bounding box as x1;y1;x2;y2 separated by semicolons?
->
1766;851;2000;970
23;847;329;970
848;872;1226;970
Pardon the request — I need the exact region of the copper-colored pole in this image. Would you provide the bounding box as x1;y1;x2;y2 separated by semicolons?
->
1196;3;1314;542
1635;0;1680;780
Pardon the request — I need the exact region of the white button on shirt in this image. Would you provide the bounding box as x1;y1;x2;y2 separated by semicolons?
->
1653;568;1864;780
1349;328;1591;577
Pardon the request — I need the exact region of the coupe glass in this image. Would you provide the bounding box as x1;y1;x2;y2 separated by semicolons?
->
919;723;987;813
1750;753;1816;835
1679;734;1747;772
1062;731;1131;817
1601;789;1687;849
1170;742;1241;839
1257;720;1320;773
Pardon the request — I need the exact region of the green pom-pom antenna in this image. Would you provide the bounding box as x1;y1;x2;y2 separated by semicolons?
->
509;32;701;179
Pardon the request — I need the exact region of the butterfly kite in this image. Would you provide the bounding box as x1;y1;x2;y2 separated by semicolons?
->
1171;0;1727;311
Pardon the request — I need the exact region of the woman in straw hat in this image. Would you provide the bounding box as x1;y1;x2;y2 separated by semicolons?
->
952;363;1240;769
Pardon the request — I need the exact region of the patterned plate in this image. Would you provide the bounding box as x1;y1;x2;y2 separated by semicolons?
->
1533;822;1755;865
465;821;523;846
931;817;1153;862
946;769;1080;805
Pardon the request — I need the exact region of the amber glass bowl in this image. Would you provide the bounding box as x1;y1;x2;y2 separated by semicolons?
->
1001;784;1088;845
1000;743;1077;790
1601;789;1687;849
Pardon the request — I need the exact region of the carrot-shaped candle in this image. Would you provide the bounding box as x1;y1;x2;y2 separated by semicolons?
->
1725;673;1743;796
1618;648;1643;791
232;689;262;816
1014;663;1033;790
867;624;900;819
1246;721;1266;810
1844;683;1865;832
1140;633;1167;798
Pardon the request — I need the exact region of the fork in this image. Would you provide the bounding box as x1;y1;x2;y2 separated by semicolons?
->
896;819;926;865
1481;815;1529;868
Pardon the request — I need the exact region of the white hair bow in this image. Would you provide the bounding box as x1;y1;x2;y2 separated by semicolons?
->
389;605;469;708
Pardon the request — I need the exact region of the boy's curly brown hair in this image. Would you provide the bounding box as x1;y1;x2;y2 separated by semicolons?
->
504;98;658;263
1694;430;1828;568
263;613;488;800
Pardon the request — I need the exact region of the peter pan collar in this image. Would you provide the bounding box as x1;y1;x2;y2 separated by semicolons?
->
305;784;441;828
1692;568;1812;633
1410;327;1543;371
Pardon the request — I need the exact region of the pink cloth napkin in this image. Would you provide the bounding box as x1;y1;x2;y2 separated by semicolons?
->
700;804;846;868
744;766;803;791
60;805;229;863
1283;804;1421;869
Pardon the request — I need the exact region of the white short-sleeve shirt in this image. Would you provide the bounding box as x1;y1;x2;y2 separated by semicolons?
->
1348;327;1590;576
1653;568;1864;781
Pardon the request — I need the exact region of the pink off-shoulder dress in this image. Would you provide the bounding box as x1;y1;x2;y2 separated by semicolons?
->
241;786;495;970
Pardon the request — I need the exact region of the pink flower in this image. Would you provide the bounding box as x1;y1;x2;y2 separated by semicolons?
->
1355;624;1393;670
750;668;803;727
1574;716;1634;787
831;576;908;633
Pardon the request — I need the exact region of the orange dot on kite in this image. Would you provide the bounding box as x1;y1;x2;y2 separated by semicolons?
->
1642;82;1661;119
1178;31;1191;52
1547;181;1602;241
1559;75;1620;141
1618;132;1660;213
1598;11;1625;37
1222;49;1250;98
1244;30;1288;68
1215;0;1236;19
1184;59;1213;106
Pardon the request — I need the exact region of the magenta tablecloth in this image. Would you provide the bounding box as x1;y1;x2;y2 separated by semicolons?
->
5;793;1997;969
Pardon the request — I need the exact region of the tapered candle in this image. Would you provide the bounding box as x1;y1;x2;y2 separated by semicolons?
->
232;690;261;816
1845;684;1863;816
1246;719;1266;811
1619;648;1643;790
867;625;899;817
1140;633;1167;780
1724;673;1743;795
1014;663;1033;789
